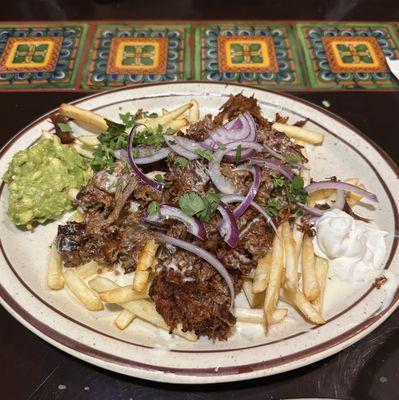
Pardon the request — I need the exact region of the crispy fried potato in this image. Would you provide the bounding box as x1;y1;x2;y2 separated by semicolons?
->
302;235;320;301
312;257;329;313
271;307;288;324
273;122;324;145
67;188;79;202
88;277;197;341
75;260;100;280
165;118;188;132
282;289;325;325
64;270;103;311
100;285;149;303
263;227;284;329
47;243;63;290
345;178;366;207
188;99;200;123
242;280;264;308
235;307;287;324
114;309;136;330
59;103;107;131
78;135;100;147
282;221;298;293
72;142;94;159
133;239;158;292
253;252;271;293
138;103;193;132
67;209;85;223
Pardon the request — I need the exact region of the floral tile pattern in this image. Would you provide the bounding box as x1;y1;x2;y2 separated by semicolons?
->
0;24;87;89
296;23;399;89
81;24;191;89
194;23;305;88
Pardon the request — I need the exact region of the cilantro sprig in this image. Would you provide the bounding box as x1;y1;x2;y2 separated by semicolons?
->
179;192;220;222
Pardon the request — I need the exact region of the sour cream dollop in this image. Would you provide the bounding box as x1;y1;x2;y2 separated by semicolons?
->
313;209;387;282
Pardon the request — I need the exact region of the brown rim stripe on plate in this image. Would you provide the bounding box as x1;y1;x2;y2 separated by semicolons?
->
0;82;398;376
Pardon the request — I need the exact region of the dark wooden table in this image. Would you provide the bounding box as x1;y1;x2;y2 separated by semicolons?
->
1;1;399;399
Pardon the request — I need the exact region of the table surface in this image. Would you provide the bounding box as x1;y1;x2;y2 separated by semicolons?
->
1;1;399;400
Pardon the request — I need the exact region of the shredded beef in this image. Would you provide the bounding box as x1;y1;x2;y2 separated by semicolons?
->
150;250;235;340
50;113;75;144
183;114;217;141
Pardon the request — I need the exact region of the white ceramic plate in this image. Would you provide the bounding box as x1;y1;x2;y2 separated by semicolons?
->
0;82;398;384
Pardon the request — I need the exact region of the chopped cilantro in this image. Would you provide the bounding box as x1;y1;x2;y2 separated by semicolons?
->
285;152;301;165
119;112;136;128
133;125;168;150
174;156;189;167
154;173;172;189
148;112;159;119
57;122;71;132
271;172;285;188
195;149;217;162
179;192;220;222
104;119;125;136
147;201;160;216
266;198;284;217
218;144;227;150
235;144;242;163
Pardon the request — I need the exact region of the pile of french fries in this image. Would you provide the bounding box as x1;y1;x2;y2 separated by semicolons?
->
47;99;369;339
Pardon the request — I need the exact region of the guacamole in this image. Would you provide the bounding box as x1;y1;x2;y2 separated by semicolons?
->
3;135;92;228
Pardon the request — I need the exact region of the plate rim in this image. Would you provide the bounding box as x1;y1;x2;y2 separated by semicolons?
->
0;81;398;384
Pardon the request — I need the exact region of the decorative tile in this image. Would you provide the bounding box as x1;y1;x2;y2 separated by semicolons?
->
82;24;191;89
194;23;305;88
0;24;87;89
297;23;399;89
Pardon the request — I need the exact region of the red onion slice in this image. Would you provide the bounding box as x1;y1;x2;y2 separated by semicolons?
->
262;143;286;162
305;180;378;202
217;201;239;248
127;124;163;191
115;147;171;165
145;205;206;240
209;142;263;194
200;112;257;150
251;157;294;180
154;232;235;309
221;194;278;235
233;165;261;218
164;135;198;160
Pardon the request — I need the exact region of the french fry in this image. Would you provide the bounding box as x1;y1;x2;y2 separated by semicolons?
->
242;280;264;308
67;209;85;223
78;135;100;147
188;99;200;123
282;289;325;325
271;307;288;324
133;239;158;292
72;142;94;159
41;130;54;140
75;260;100;280
59;103;108;131
302;235;320;301
47;243;64;290
263;227;284;329
312;257;329;313
253;252;271;293
235;307;263;323
100;285;149;303
88;277;197;341
138;103;193;132
114;309;136;330
282;221;298;293
67;188;79;202
64;270;103;311
272;122;324;145
235;307;287;324
165;118;188;132
122;300;197;341
345;178;366;207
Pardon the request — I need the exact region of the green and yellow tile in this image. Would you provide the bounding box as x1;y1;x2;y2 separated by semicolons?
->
0;23;88;89
296;23;399;89
194;22;305;89
81;24;191;89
